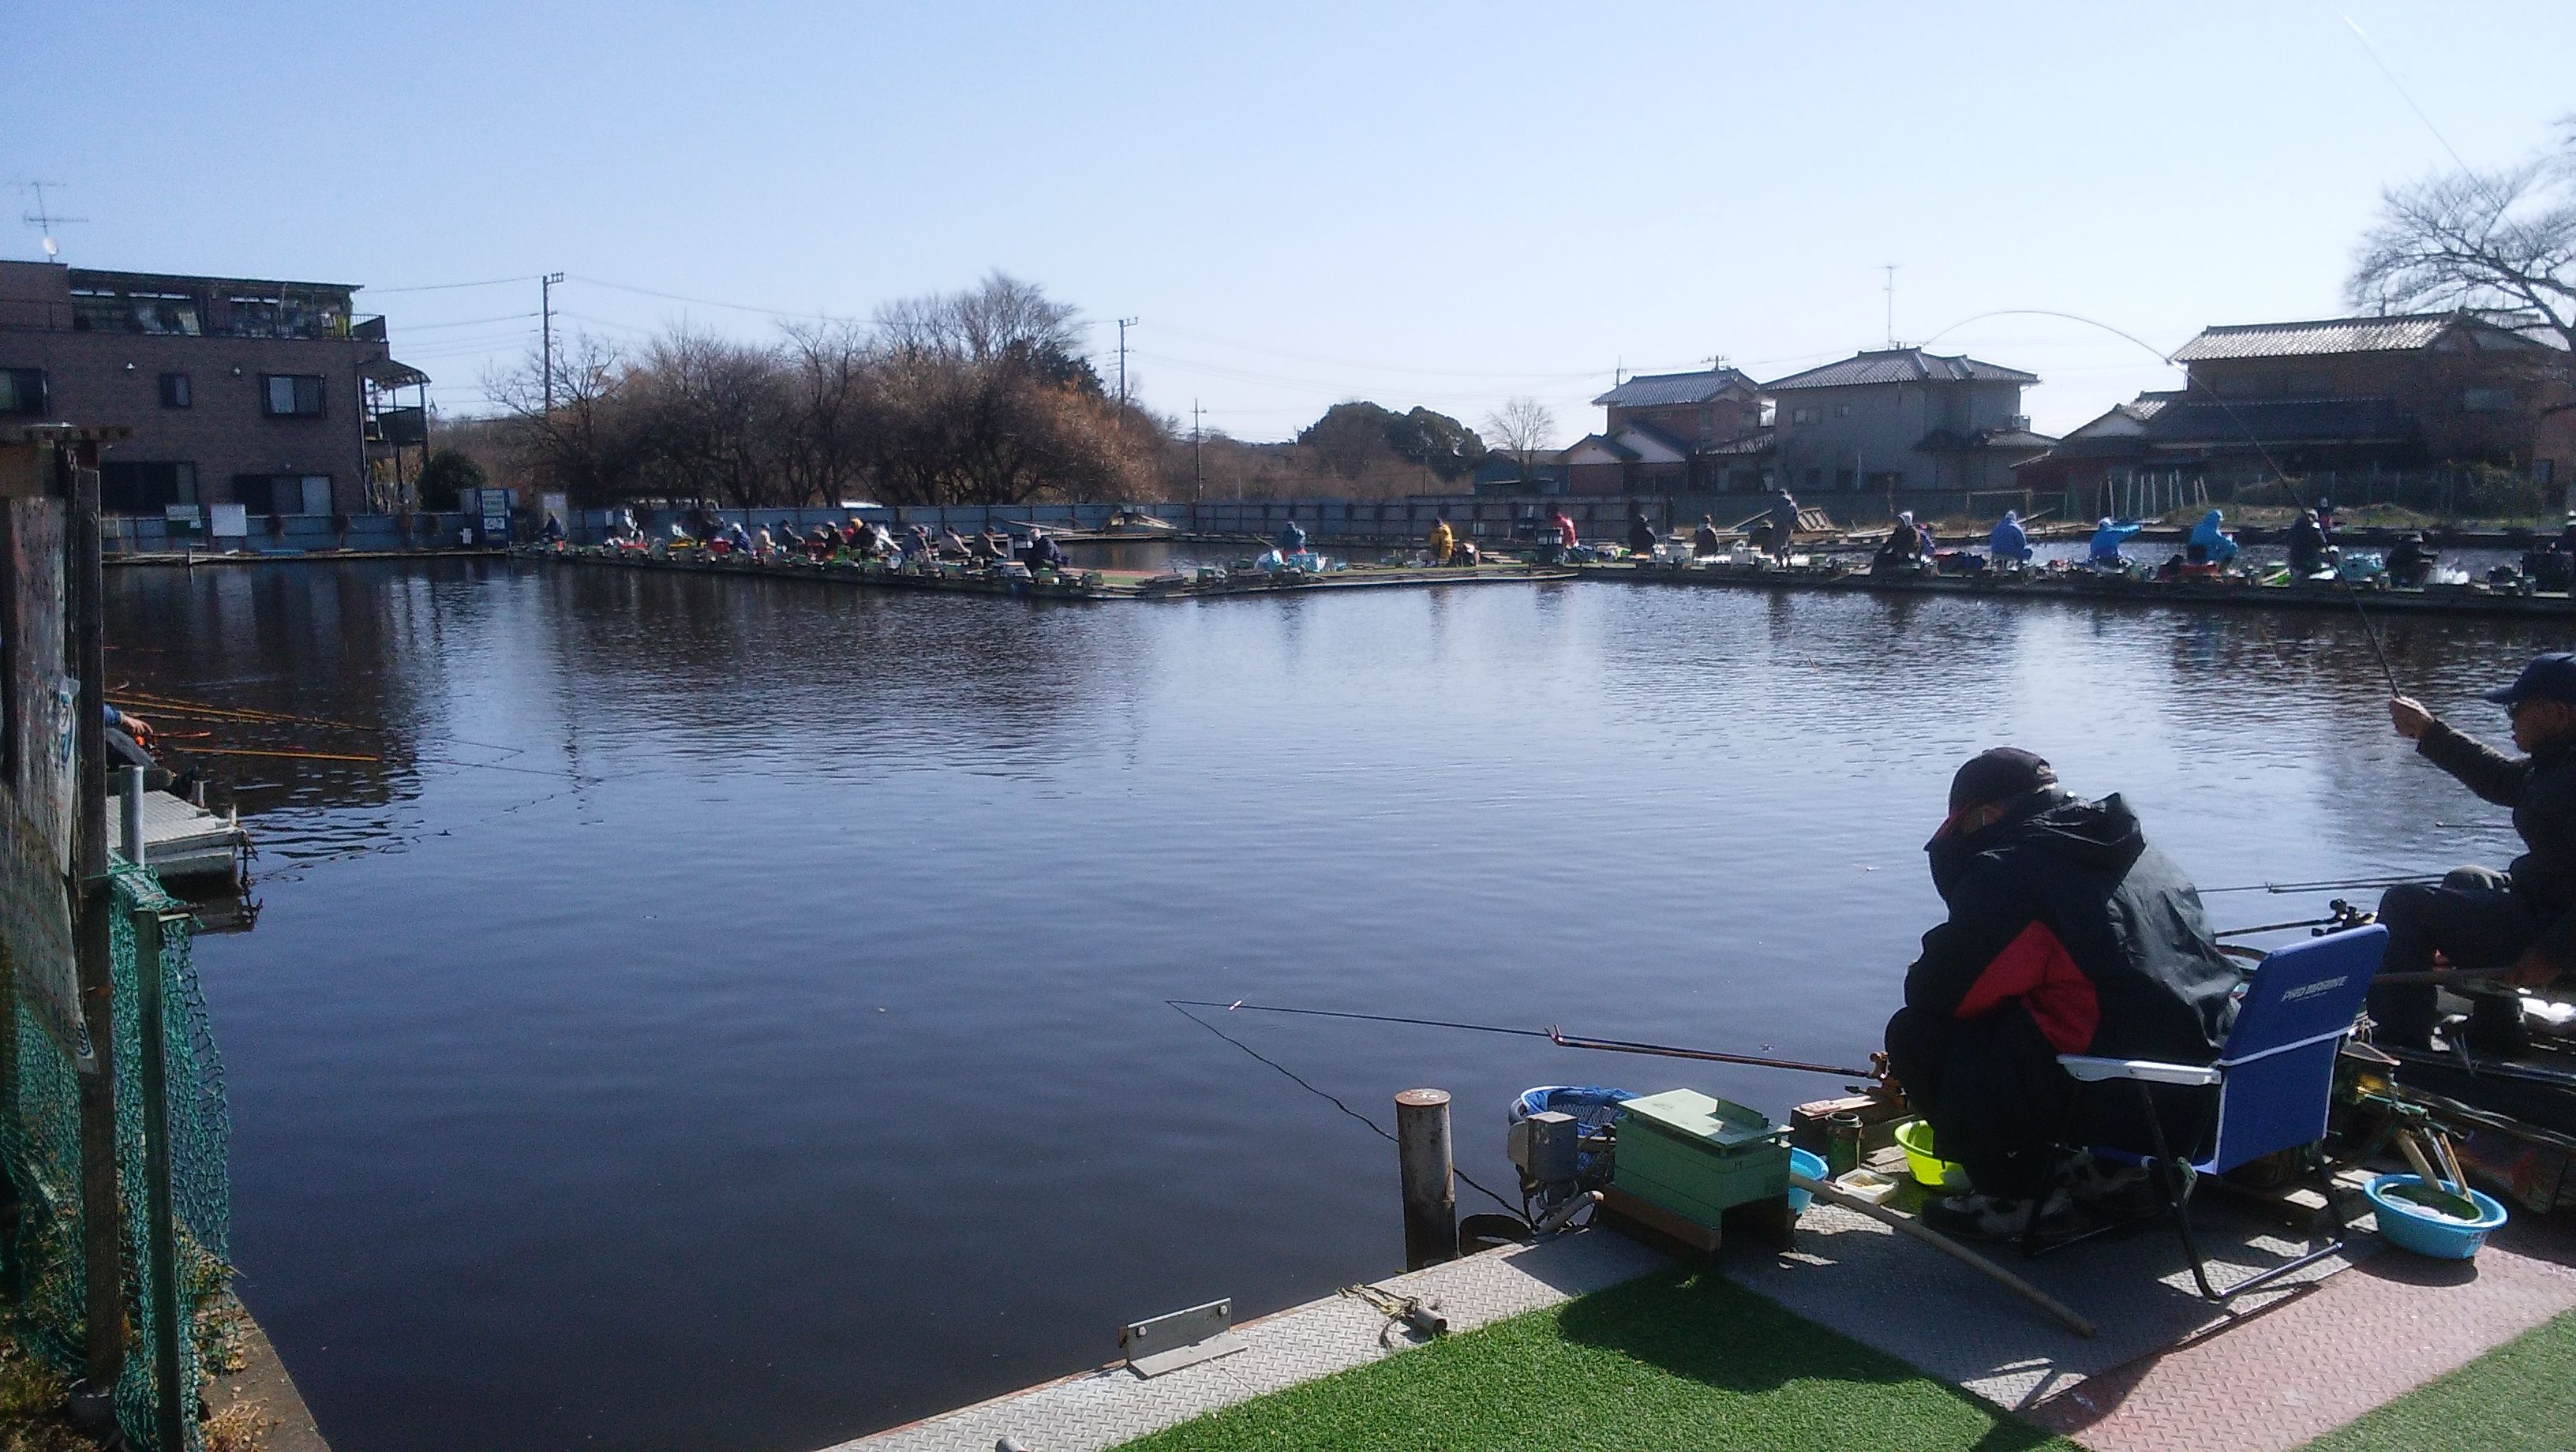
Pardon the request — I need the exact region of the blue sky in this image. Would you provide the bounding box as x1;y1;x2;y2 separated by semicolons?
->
9;2;2570;441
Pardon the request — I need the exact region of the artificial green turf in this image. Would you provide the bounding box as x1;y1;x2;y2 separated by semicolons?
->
1110;1267;2072;1452
2296;1308;2576;1452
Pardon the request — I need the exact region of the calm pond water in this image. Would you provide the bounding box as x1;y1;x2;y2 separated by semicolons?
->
106;559;2544;1452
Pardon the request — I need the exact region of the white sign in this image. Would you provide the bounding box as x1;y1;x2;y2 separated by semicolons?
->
209;503;249;537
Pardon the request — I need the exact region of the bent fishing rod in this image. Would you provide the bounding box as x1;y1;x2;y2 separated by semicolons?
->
1164;1000;1879;1080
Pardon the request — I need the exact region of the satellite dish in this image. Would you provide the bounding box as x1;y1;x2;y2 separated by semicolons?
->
40;236;57;258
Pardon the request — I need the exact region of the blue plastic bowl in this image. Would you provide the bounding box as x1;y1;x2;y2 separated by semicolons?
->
2364;1173;2509;1259
1787;1147;1828;1216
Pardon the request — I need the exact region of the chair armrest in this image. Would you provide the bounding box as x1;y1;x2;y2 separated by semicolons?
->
2057;1054;2222;1087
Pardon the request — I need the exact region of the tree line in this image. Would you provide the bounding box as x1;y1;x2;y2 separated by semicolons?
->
474;272;1159;511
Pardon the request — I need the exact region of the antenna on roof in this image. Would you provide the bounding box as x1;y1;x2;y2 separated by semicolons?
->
20;182;84;261
1881;264;1900;348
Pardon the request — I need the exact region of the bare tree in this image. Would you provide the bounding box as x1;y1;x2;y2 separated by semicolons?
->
778;319;874;506
1483;396;1557;484
632;328;786;512
484;333;646;507
2349;122;2576;413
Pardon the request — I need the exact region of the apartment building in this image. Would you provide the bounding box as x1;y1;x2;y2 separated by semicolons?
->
0;260;427;516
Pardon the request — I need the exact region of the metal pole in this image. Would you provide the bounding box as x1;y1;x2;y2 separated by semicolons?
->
1394;1088;1457;1270
120;765;144;867
65;440;125;1394
132;907;185;1452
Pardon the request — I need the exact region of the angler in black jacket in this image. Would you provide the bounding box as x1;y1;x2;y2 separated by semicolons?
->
1885;748;2243;1241
2378;653;2576;1047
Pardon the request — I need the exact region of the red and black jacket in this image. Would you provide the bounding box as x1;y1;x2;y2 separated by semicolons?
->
1905;791;2241;1062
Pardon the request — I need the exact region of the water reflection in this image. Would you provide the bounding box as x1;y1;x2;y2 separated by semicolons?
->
101;561;2545;1452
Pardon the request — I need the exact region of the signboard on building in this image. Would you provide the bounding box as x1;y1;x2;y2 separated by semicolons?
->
208;503;248;539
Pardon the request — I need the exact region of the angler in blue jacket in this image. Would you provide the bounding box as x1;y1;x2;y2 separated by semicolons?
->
2187;510;2239;565
1885;748;2242;1241
2088;518;2140;568
1989;511;2031;563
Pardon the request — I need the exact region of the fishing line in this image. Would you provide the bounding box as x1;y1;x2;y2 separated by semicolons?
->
1166;1001;1523;1216
1920;306;2406;696
1166;1001;1876;1078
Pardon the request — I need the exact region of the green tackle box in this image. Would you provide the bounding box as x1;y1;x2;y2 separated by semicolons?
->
1613;1089;1791;1227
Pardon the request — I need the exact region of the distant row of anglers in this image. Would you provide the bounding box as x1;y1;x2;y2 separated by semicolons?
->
545;507;1080;571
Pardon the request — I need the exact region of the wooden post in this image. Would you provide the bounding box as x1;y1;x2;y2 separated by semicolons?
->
132;906;185;1452
66;442;123;1393
1395;1088;1457;1270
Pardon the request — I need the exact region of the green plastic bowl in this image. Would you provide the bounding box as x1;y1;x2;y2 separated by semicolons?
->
1893;1118;1970;1191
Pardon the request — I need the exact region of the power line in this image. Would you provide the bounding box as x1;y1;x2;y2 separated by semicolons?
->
371;274;541;294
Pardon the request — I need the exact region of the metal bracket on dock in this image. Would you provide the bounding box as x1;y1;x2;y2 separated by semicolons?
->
1121;1298;1245;1378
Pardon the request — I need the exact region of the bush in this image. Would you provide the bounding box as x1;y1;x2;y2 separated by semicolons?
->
415;448;487;512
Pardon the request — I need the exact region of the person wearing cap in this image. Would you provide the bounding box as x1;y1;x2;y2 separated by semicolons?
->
2387;532;2437;589
1627;511;1659;556
1765;489;1801;561
2286;509;2329;576
1885;748;2242;1241
2378;659;2576;1047
1694;515;1725;556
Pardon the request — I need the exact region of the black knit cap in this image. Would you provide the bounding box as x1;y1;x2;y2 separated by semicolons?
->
1948;747;2058;813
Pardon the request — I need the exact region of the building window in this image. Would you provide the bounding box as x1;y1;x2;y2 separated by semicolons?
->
1790;406;1821;425
0;368;45;417
99;462;200;513
2462;387;2514;413
262;374;326;417
159;372;192;409
1836;402;1852;418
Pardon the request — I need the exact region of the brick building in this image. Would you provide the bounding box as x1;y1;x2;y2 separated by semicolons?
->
0;260;427;517
2017;312;2574;500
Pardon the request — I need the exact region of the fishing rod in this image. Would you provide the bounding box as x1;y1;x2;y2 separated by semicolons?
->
1165;1001;1877;1080
1922;306;2406;697
2200;874;2436;896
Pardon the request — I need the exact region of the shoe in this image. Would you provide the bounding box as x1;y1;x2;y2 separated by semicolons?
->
1921;1187;2080;1244
2062;1154;2163;1217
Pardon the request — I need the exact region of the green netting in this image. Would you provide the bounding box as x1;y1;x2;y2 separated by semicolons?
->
0;861;231;1452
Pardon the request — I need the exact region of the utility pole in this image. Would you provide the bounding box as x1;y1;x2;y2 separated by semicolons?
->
1881;264;1900;348
1192;399;1204;529
541;271;566;414
1115;316;1138;409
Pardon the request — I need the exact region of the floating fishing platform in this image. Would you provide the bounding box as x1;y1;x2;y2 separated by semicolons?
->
525;545;1577;600
1582;556;2576;619
133;788;249;886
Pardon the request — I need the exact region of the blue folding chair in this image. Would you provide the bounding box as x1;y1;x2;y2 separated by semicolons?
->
2054;924;2387;1302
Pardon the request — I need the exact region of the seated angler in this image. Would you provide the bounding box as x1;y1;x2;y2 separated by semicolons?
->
1885;749;2242;1241
938;527;972;560
2187;509;2239;567
2387;532;2437;588
2376;658;2576;1049
1988;510;2031;564
2286;509;2329;576
1276;515;1308;557
1627;512;1660;556
1694;515;1724;557
1024;527;1070;571
1873;511;1926;571
1426;516;1455;565
2087;517;2137;569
